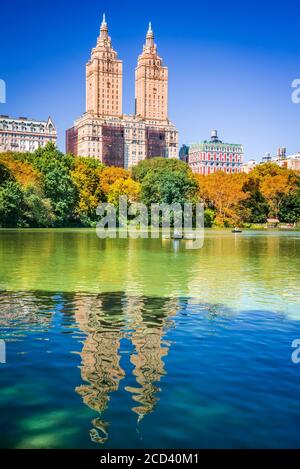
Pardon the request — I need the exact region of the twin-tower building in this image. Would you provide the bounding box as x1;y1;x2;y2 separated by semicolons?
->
66;15;178;168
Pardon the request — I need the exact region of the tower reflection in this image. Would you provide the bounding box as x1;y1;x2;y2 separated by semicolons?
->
74;292;179;443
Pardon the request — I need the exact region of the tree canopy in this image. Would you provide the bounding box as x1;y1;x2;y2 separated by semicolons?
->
0;147;299;228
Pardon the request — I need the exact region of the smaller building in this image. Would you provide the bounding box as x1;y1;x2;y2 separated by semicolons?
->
0;115;56;153
259;148;300;171
285;156;300;171
179;144;189;163
243;159;258;174
188;130;244;175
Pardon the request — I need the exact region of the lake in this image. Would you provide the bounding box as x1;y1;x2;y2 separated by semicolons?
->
0;229;300;448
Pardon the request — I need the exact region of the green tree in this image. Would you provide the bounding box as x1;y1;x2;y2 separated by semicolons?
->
204;209;216;228
23;143;77;226
0;181;24;227
22;185;55;227
42;163;77;226
278;189;300;223
132;157;192;182
238;177;269;223
0;161;13;185
141;169;198;206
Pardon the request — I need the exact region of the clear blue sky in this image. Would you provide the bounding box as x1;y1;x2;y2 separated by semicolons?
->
1;0;300;161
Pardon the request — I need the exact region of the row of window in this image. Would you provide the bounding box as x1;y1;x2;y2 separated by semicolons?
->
198;146;243;153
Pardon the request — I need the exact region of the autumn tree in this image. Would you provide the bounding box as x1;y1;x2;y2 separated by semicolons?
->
71;157;104;224
197;172;248;226
252;165;299;219
107;178;141;206
100;167;130;197
0;154;41;188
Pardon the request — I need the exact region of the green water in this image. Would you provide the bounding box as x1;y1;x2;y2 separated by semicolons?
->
0;229;300;448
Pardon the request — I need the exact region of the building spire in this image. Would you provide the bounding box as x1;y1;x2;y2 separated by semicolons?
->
146;21;154;48
100;13;108;39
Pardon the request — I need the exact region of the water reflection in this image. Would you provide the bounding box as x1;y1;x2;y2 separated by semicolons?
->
1;287;300;449
0;230;300;447
0;290;179;444
72;292;179;442
1;230;299;314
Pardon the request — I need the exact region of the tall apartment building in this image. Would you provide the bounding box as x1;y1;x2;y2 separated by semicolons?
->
66;16;178;168
135;23;168;121
86;14;123;117
0;115;56;153
188;130;244;175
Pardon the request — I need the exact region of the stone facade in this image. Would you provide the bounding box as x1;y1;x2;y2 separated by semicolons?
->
86;14;122;117
135;23;168;121
188;130;244;175
66;16;178;168
0;115;56;153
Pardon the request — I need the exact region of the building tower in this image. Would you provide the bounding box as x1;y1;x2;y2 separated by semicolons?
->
86;14;123;117
135;23;168;121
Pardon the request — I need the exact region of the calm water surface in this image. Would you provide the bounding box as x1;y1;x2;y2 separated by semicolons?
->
0;229;299;448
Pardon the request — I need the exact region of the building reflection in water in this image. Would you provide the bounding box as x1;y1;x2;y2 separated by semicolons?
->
74;292;179;443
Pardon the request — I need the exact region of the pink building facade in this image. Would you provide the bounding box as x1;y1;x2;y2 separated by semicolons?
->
188;130;244;175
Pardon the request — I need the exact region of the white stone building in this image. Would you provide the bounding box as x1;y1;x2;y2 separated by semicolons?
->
0;115;56;153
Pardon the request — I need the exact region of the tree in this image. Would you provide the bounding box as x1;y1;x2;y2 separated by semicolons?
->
0;160;13;185
197;172;248;226
204;209;216;228
0;154;41;188
71;158;104;224
22;185;55;227
42;163;77;226
278;189;300;223
260;173;297;218
0;181;24;227
141;169;198;206
107;178;141;206
100;167;130;196
21;143;78;226
132;157;192;182
238;177;269;223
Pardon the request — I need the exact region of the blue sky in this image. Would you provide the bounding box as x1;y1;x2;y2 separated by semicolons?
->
1;0;300;160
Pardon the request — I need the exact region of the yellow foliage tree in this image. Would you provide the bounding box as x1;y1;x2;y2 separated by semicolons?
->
107;178;141;206
70;159;103;219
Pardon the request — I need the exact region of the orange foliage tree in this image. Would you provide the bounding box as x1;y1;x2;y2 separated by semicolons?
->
196;171;248;226
100;167;130;196
252;163;299;218
0;154;41;188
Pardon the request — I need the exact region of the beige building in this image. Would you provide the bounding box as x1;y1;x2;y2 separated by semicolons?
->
66;16;178;168
0;115;56;153
86;14;123;117
135;23;168;121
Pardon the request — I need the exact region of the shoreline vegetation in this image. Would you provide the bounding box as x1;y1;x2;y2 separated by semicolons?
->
0;142;299;229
